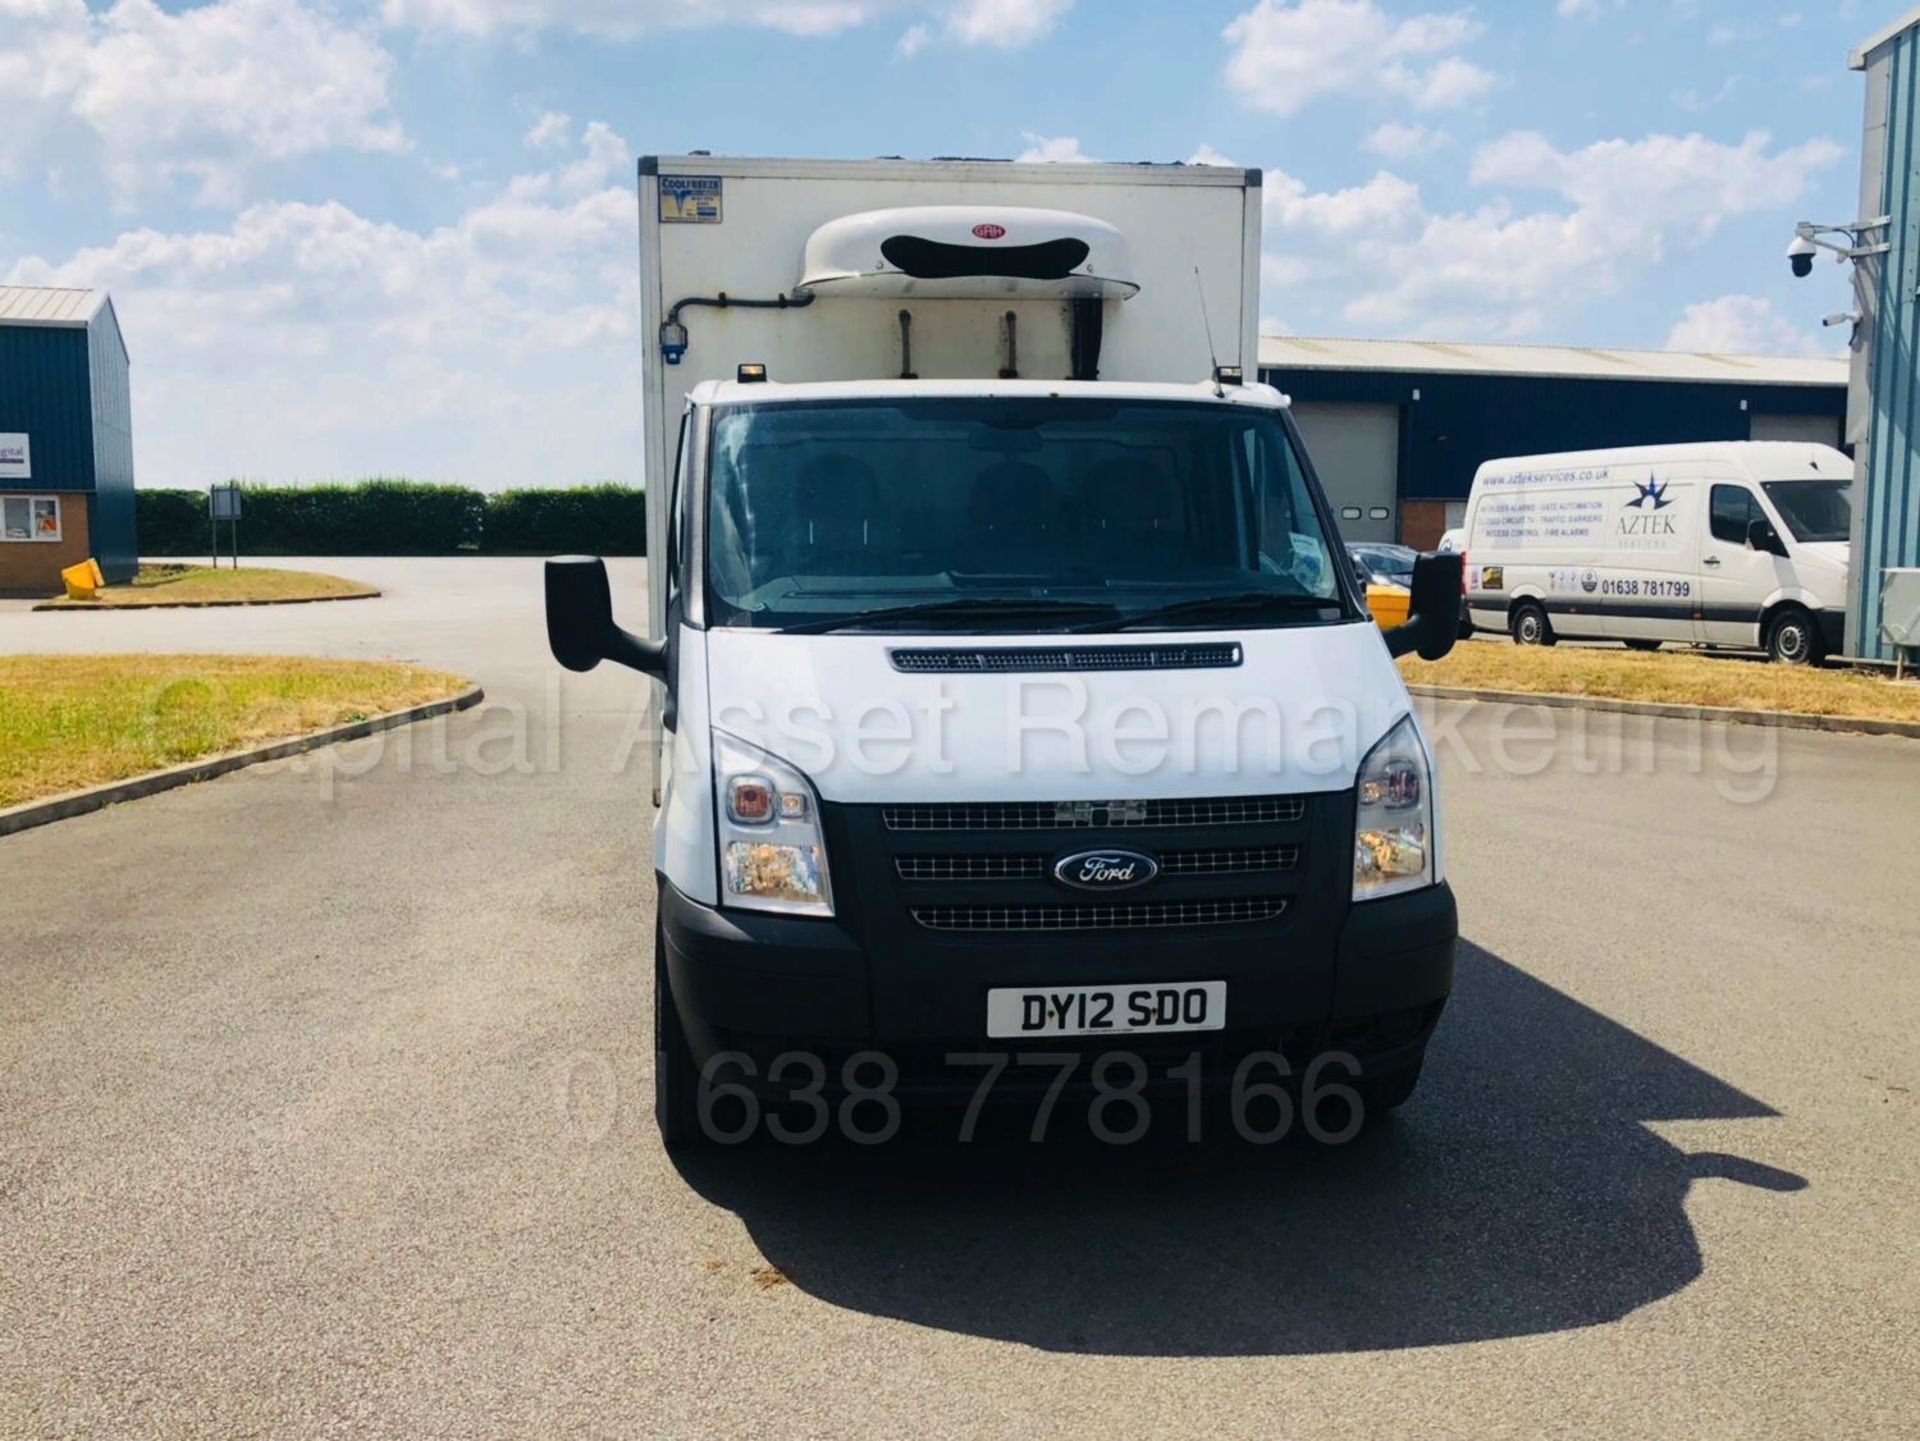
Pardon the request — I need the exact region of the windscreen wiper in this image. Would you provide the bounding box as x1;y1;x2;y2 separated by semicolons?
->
1080;591;1336;632
779;596;1121;635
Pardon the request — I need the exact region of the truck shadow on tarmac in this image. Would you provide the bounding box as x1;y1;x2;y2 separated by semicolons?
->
672;940;1806;1356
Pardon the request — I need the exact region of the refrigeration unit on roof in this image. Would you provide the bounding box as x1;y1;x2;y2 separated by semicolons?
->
795;206;1140;301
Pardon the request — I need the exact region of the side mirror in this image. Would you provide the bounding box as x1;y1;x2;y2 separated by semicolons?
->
545;555;667;678
1745;516;1787;556
1384;552;1464;662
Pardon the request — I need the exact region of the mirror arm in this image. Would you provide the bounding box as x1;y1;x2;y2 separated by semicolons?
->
1384;620;1421;659
603;624;668;678
1384;612;1451;661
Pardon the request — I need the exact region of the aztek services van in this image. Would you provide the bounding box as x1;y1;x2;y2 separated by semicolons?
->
1463;442;1852;664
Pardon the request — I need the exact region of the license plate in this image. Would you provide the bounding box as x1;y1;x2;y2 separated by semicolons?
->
985;981;1226;1039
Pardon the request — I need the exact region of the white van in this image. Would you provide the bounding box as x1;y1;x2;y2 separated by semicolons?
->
545;156;1464;1143
1462;442;1852;664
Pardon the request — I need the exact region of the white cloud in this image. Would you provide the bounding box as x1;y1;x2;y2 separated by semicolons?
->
1555;0;1619;17
1411;54;1496;108
942;0;1072;48
1363;120;1447;157
501;119;629;200
1015;133;1097;163
1267;167;1423;234
1666;295;1825;356
380;0;1070;45
1469;129;1843;244
5;121;645;488
379;0;875;37
0;0;402;205
1221;0;1496;117
1262;253;1315;290
1259;129;1846;340
524;110;571;149
1187;143;1239;167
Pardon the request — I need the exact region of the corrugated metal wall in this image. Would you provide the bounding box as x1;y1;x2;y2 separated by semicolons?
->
0;306;139;581
1259;367;1846;506
87;303;138;581
0;326;96;490
1850;25;1920;662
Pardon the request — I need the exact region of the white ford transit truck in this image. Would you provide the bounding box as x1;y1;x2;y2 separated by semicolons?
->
545;156;1464;1143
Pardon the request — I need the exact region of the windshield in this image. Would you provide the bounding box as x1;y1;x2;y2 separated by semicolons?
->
1761;480;1851;544
704;398;1347;631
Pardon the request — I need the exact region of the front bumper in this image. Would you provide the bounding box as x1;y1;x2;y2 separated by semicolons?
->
658;876;1455;1097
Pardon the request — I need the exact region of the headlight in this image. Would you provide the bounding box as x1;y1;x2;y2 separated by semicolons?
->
712;730;833;917
1353;714;1434;902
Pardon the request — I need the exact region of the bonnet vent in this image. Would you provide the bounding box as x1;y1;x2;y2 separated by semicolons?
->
889;644;1242;674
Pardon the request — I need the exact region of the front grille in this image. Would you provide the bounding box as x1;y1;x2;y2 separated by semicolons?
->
889;643;1242;674
895;845;1299;882
896;854;1049;881
882;795;1306;832
912;898;1287;932
1160;845;1299;875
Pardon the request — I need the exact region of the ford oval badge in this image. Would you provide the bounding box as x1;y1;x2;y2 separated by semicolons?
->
1053;848;1159;892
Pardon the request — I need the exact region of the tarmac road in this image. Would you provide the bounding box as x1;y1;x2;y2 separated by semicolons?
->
2;557;1917;1437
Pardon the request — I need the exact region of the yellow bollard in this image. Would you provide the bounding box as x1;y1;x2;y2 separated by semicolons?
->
61;558;105;601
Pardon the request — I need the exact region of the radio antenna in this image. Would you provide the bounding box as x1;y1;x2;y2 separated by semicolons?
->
1194;266;1222;393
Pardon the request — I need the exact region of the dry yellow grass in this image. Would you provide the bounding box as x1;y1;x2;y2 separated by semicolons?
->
1399;641;1920;725
0;654;470;808
41;564;377;608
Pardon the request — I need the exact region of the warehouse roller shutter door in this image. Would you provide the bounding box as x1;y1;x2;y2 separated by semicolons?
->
1750;412;1842;446
1290;402;1400;543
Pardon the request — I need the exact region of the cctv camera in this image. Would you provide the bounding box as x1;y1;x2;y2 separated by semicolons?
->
1787;233;1818;279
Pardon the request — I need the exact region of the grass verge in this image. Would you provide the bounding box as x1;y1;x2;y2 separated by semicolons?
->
40;564;378;608
0;654;470;808
1399;641;1920;725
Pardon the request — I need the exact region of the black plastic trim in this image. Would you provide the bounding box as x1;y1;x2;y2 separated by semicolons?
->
1817;607;1846;654
888;643;1243;674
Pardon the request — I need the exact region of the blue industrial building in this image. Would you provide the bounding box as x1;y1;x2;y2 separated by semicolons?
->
1837;9;1920;662
1260;336;1847;551
0;285;137;592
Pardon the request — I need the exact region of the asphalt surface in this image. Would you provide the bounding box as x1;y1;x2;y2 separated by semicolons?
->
2;557;1917;1437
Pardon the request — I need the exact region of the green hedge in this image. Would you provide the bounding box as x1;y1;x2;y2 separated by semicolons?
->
479;483;646;555
136;482;646;557
137;490;210;557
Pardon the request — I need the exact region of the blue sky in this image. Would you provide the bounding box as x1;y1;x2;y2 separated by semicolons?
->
0;0;1892;488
